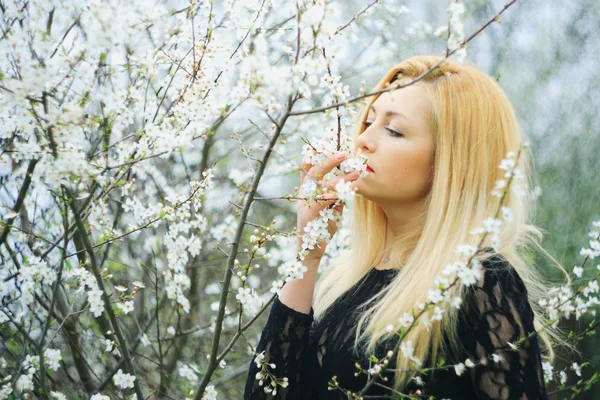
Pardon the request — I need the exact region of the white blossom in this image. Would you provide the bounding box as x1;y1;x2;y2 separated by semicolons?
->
491;179;508;198
270;280;284;295
334;179;357;204
446;0;467;62
118;301;135;314
281;260;308;282
16;374;33;393
179;363;200;384
201;385;218;400
454;362;465;376
236;287;252;304
44;348;62;371
584;280;599;296
398;313;415;328
0;384;13;399
559;370;567;385
427;289;443;304
412;376;425;386
451;296;463;309
542;361;554;383
113;369;136;389
254;351;266;368
572;362;582;376
457;263;483;286
87;288;105;318
140;333;151;347
501;206;513;222
400;341;414;359
455;245;478;257
431;306;444;321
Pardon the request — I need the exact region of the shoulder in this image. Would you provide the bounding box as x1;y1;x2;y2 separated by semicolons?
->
462;250;532;315
472;250;528;296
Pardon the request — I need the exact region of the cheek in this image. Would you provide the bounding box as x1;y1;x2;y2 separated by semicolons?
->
394;147;432;174
411;141;434;171
391;147;433;186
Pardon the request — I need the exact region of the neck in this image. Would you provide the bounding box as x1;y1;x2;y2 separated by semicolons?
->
377;199;427;267
381;197;427;238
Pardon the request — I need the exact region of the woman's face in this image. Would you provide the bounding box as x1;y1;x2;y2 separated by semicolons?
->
351;83;434;207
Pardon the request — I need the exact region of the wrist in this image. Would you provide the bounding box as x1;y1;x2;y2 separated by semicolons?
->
295;235;325;260
295;245;323;262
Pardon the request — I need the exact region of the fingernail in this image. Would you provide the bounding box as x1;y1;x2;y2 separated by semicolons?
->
335;152;346;160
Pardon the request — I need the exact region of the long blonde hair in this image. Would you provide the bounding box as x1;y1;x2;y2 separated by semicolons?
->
313;55;571;390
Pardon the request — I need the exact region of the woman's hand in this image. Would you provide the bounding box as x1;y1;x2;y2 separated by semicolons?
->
296;150;360;260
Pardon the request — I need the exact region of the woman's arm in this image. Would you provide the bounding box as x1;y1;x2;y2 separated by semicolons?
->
245;151;352;397
244;250;321;399
277;240;322;314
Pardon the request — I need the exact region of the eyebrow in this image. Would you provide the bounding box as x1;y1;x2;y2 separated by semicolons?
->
369;104;409;121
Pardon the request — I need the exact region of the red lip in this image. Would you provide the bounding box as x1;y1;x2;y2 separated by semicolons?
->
366;164;374;173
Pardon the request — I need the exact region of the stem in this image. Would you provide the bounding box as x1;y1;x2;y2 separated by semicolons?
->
0;158;38;247
192;94;297;398
65;188;145;400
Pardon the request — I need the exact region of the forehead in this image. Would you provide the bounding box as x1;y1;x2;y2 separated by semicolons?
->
369;84;431;123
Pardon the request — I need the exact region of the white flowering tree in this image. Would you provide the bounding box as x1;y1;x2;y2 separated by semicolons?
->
1;0;599;399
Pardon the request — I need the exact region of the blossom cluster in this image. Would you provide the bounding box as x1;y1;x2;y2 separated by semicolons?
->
201;385;218;400
253;351;289;396
538;222;600;322
445;0;467;62
113;369;136;389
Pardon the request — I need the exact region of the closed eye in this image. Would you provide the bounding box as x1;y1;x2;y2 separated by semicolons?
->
362;121;404;138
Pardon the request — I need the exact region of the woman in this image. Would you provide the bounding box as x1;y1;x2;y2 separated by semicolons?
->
245;55;566;399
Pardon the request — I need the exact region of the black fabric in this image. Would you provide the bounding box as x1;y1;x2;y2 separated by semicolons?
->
245;251;548;399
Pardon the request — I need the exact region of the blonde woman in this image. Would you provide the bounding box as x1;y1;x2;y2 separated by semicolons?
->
245;55;565;399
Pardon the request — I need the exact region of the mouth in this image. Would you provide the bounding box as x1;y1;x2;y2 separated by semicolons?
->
366;164;374;173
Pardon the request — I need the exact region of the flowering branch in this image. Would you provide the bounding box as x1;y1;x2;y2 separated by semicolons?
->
193;93;299;398
288;0;518;117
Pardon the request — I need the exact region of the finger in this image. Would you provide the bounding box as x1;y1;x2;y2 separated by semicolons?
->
307;152;346;181
325;196;346;217
308;192;339;208
320;170;360;191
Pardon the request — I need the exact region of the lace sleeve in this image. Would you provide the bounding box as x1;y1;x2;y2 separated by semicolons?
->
244;297;313;399
459;257;548;399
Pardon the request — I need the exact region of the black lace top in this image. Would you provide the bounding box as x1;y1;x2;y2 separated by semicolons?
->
245;252;548;399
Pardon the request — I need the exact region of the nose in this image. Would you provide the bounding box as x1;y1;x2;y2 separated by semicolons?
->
355;123;375;154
